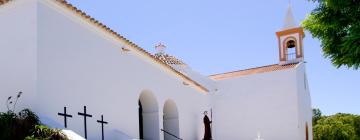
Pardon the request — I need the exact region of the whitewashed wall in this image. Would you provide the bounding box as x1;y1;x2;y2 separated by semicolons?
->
35;1;210;139
212;64;310;140
1;0;209;140
295;63;313;140
0;1;312;140
0;0;37;112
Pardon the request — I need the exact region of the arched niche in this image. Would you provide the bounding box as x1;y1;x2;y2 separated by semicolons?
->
138;90;160;140
163;99;180;140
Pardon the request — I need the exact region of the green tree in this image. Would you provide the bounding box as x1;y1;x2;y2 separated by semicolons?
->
355;116;360;138
313;113;360;140
313;108;322;125
302;0;360;69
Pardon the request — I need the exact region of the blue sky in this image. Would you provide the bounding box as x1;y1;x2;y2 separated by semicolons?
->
67;0;360;115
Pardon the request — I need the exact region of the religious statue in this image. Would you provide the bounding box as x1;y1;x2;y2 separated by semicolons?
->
203;111;212;140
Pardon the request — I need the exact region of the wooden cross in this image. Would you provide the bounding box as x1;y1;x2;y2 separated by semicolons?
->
97;115;108;140
78;106;92;139
58;107;72;128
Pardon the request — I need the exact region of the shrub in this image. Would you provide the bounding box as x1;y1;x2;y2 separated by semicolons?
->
1;91;40;140
1;91;67;140
25;125;68;140
0;109;40;140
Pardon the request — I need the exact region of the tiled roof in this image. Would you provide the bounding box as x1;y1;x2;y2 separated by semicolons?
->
154;53;186;65
0;0;209;93
0;0;10;5
209;63;299;80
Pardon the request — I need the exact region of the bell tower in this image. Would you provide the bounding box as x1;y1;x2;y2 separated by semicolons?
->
276;4;305;65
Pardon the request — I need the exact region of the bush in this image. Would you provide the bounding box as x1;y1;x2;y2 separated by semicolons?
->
0;109;40;140
1;91;68;140
25;125;68;140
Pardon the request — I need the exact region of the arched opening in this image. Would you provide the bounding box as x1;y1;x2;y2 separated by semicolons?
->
287;40;296;48
285;39;297;61
138;91;160;140
163;99;180;140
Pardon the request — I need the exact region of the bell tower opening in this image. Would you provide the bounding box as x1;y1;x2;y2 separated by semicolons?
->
287;40;296;48
282;37;299;63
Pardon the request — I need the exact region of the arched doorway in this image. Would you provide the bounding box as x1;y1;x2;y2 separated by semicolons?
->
163;99;180;140
305;122;309;140
138;91;160;140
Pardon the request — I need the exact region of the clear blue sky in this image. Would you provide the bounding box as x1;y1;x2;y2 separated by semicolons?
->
67;0;359;115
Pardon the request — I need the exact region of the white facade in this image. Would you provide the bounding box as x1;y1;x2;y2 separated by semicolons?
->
211;63;312;140
0;0;312;140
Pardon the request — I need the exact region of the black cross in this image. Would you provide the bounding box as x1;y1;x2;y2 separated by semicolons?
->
78;106;92;139
97;115;108;140
58;107;72;128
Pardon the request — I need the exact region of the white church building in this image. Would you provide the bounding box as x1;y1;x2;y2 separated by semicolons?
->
0;0;312;140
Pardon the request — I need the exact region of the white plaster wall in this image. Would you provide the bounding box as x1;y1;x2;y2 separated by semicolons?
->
295;63;313;140
212;67;301;140
34;1;208;140
0;0;37;112
1;1;312;140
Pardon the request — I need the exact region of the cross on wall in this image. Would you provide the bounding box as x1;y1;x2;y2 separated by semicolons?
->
58;106;109;139
57;107;72;128
97;115;108;140
78;106;93;139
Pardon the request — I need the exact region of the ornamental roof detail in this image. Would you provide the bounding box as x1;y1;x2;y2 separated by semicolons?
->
154;53;186;65
153;43;187;66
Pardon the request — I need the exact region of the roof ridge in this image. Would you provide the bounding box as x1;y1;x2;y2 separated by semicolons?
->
209;64;279;77
209;63;299;80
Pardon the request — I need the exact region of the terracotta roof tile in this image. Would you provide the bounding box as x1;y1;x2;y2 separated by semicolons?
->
0;0;10;5
209;63;299;80
154;53;186;65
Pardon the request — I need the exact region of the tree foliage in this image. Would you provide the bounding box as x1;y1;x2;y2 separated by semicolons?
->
312;108;360;140
313;108;322;125
302;0;360;69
